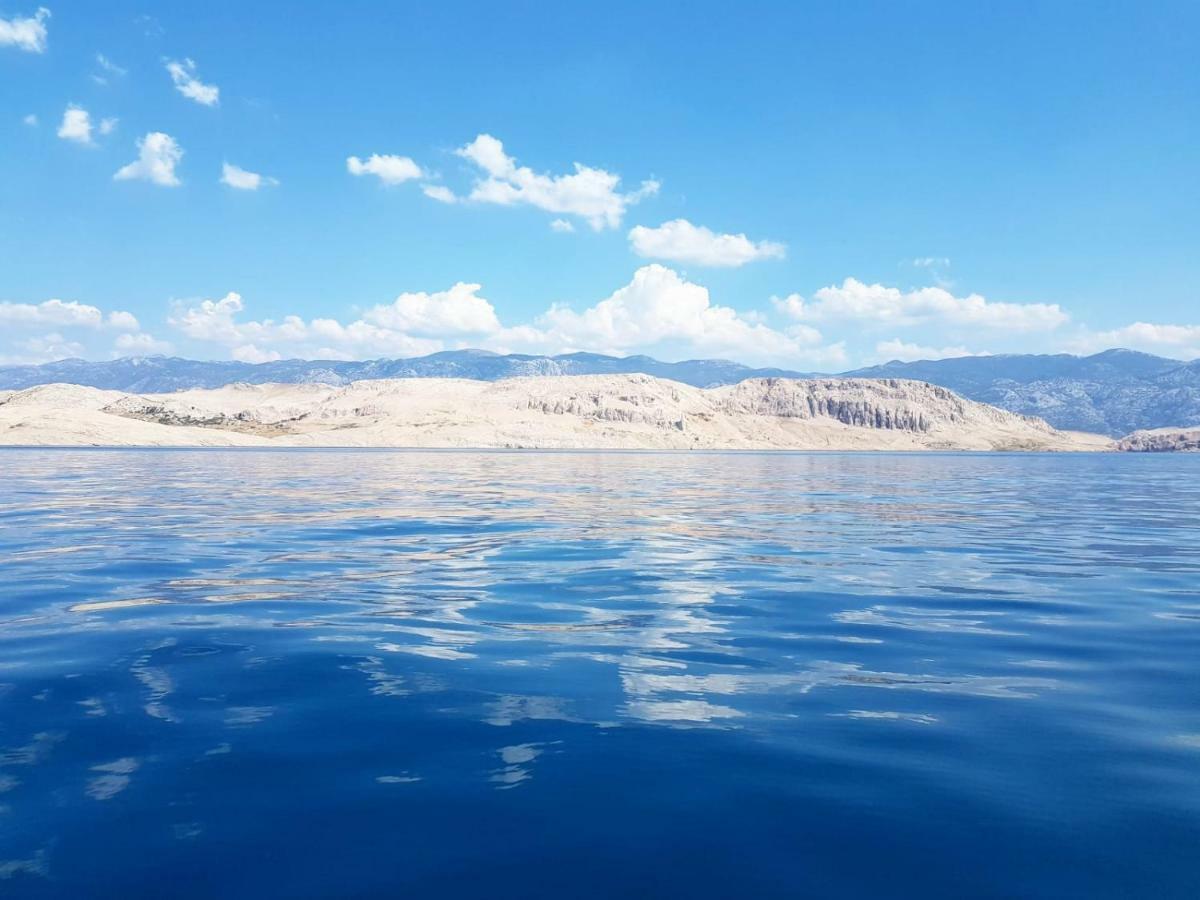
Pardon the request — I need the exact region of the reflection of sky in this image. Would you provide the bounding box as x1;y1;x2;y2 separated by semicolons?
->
1;450;1199;887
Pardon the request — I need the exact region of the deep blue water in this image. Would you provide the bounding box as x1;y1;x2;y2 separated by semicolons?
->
1;450;1199;898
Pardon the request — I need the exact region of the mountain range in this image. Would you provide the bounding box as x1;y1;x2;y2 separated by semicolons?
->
1;348;1197;436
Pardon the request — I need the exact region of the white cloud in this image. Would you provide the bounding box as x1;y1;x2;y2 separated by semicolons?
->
22;113;37;126
523;265;844;367
1;300;95;326
872;339;979;363
115;331;173;356
220;162;278;190
362;284;501;336
629;219;785;267
167;269;844;369
106;310;140;331
422;184;457;203
168;291;443;361
776;278;1068;332
347;154;424;185
0;299;138;330
57;105;94;145
231;343;281;364
92;53;126;85
454;134;658;231
0;299;147;363
165;58;219;106
98;117;118;136
912;257;950;268
0;6;49;53
114;132;183;187
550;218;575;233
2;333;85;365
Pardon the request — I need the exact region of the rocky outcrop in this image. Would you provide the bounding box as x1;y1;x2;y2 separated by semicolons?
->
1117;428;1200;452
0;374;1113;451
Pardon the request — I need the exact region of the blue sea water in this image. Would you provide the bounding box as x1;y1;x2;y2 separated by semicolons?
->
1;449;1198;898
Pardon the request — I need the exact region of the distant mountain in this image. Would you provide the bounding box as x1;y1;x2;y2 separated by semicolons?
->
844;349;1200;435
2;348;1198;436
0;351;814;394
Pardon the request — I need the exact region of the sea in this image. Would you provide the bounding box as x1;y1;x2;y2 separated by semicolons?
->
1;449;1198;898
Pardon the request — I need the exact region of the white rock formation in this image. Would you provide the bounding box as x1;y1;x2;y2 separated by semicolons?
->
0;375;1115;451
1116;427;1200;452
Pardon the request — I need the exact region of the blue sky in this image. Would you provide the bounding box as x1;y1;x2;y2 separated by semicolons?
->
2;1;1198;368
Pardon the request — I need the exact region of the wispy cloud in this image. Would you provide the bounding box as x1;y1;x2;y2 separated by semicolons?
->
165;58;219;106
422;183;457;203
220;162;279;190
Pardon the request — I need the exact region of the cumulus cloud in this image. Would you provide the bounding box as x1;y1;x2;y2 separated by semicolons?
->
98;117;118;135
550;219;575;233
629;219;785;267
912;257;950;269
22;113;37;126
0;6;49;53
57;105;95;145
168;291;443;361
775;278;1068;332
347;154;424;185
114;132;183;187
2;333;85;365
231;343;281;364
872;339;979;363
221;162;278;190
454;134;659;231
0;299;138;330
114;331;173;356
166;268;845;368
0;298;149;363
528;265;842;365
165;58;219;106
362;284;501;336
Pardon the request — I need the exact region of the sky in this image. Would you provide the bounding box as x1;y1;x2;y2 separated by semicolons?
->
1;1;1198;369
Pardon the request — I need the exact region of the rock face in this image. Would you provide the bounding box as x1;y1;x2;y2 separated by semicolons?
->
1117;428;1200;452
0;375;1113;451
846;350;1200;436
3;349;1197;436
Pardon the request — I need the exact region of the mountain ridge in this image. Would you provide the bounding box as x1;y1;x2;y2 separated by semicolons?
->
2;348;1197;436
0;375;1111;451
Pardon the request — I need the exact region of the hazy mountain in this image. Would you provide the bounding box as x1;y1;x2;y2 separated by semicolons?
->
2;348;1198;436
844;350;1200;435
0;351;813;393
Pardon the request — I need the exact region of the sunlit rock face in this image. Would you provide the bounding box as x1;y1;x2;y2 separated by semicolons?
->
0;374;1110;451
3;349;1197;436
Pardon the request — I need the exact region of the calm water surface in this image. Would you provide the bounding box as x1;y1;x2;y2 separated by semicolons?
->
1;450;1198;898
